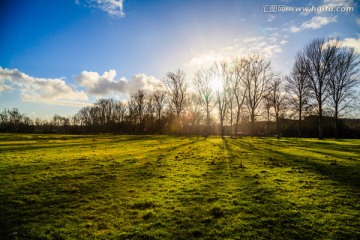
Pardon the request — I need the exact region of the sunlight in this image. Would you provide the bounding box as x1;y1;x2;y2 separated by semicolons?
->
210;78;223;91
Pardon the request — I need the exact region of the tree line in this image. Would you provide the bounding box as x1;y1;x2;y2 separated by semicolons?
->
1;38;360;138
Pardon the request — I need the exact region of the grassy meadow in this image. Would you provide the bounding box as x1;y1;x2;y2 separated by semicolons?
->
0;134;359;239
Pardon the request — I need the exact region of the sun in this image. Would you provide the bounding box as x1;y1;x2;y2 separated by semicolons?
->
210;78;223;91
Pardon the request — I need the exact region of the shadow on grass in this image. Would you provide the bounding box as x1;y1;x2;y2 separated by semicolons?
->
0;159;131;234
182;139;314;239
2;136;359;239
0;135;168;152
271;138;360;161
221;137;360;239
0;140;177;239
0;135;210;239
229;138;360;190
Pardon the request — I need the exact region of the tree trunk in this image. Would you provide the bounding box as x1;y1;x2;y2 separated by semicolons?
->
318;103;323;139
206;111;210;137
250;109;255;136
298;110;302;138
334;104;338;139
157;110;161;133
235;108;241;137
266;108;270;136
177;115;181;135
276;114;279;136
230;101;233;138
220;118;224;137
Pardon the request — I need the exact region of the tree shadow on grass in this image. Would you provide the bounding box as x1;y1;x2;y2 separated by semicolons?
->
278;150;359;189
147;137;204;156
278;138;360;160
221;137;360;239
0;135;210;239
0;144;177;239
228;138;360;190
0;135;165;153
183;138;315;239
1;170;104;238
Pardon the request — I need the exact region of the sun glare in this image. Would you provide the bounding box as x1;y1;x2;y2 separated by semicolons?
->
210;78;223;91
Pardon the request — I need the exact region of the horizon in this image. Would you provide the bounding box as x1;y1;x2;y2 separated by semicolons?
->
1;0;359;118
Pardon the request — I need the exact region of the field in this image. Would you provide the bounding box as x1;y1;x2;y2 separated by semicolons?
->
1;134;359;239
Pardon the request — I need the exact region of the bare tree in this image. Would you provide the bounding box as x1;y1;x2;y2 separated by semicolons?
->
153;90;167;132
127;97;138;133
52;114;63;127
113;101;127;124
71;113;81;126
144;95;156;133
135;90;146;124
228;78;236;138
94;99;107;126
268;77;288;135
329;46;360;138
8;108;24;130
164;69;187;134
231;58;247;136
132;90;147;133
153;90;166;121
93;98;117;131
300;38;340;139
263;92;272;136
285;54;311;137
78;106;92;126
242;55;273;135
184;94;204;136
90;105;101;126
193;68;215;136
0;108;33;133
213;61;232;137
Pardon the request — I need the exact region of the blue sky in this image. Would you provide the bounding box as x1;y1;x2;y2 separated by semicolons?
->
0;0;359;119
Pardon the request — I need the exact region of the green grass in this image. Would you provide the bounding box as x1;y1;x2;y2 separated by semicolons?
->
1;134;359;239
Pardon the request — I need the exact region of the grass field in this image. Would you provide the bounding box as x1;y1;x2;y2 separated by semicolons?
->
0;134;359;239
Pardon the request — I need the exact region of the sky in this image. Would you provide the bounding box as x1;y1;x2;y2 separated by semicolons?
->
0;0;359;119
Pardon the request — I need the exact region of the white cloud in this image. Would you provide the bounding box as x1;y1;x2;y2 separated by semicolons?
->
342;37;360;53
290;26;300;33
324;37;360;53
0;81;13;92
75;69;163;96
241;35;283;56
323;0;353;7
187;34;285;69
356;18;360;26
262;45;283;56
128;74;163;94
189;52;220;68
75;69;127;95
300;11;312;17
243;36;264;43
290;16;337;33
0;67;89;106
265;27;278;32
80;0;125;17
267;14;276;22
